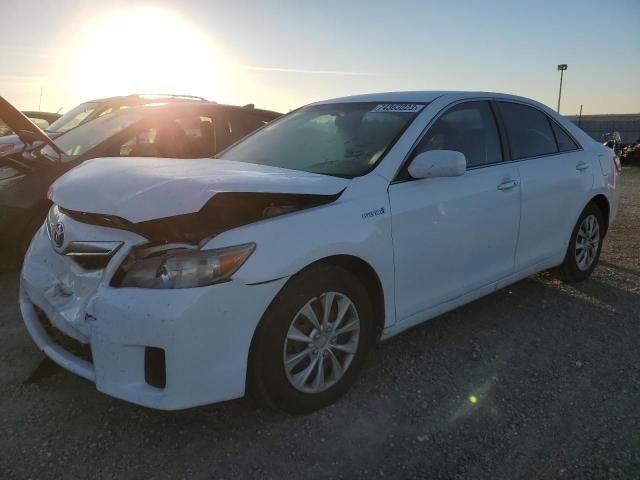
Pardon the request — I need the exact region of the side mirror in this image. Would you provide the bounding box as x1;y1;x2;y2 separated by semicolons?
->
408;150;466;179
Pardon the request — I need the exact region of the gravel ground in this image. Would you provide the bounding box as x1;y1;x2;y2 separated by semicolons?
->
1;167;639;480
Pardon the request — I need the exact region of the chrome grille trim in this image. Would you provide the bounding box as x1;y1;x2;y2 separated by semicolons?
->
62;241;123;257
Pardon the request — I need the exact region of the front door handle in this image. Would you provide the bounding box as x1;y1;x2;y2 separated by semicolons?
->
576;161;590;171
497;179;520;190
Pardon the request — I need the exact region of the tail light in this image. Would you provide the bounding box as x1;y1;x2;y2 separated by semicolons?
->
613;155;622;174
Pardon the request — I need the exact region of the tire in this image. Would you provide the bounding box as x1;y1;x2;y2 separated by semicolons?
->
0;210;47;271
249;264;374;414
554;202;605;283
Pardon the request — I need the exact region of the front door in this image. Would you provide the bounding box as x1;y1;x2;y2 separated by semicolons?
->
389;100;521;321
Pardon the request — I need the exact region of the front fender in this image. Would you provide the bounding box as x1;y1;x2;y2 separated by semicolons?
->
203;175;397;327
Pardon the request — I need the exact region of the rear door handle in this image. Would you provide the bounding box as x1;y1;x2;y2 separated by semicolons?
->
576;161;590;171
497;179;520;191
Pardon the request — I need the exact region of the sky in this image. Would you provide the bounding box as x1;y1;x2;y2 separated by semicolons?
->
1;0;639;116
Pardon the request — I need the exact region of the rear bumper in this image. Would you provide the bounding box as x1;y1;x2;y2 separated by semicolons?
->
608;171;622;226
21;226;287;410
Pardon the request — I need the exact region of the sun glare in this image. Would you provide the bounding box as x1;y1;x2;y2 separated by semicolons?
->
67;6;227;102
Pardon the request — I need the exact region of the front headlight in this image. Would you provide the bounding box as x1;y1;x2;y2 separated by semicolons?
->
117;243;256;289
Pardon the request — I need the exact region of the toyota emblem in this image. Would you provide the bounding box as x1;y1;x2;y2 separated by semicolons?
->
53;222;65;249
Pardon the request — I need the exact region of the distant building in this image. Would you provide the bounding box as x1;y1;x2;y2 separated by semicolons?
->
566;113;640;144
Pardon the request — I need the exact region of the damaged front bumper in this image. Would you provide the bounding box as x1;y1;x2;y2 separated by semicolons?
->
20;218;287;410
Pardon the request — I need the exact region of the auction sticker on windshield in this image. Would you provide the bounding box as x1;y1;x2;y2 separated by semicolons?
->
370;103;424;113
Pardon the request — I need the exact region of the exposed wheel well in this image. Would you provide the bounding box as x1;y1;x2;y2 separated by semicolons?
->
590;195;610;235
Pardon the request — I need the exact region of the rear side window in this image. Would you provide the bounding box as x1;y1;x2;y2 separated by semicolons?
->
228;110;269;139
414;101;503;168
551;121;579;152
116;115;208;158
175;115;217;156
213;113;237;152
498;102;558;159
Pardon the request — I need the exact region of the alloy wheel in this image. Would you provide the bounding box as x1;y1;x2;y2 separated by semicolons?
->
575;214;600;271
283;292;360;393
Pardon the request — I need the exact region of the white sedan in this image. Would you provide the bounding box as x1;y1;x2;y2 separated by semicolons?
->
20;91;621;413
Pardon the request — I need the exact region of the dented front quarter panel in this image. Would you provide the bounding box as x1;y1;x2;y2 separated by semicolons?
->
21;217;147;342
25;152;398;408
21;214;287;409
204;173;398;328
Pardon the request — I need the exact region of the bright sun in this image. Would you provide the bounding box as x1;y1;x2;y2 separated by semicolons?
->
68;6;227;101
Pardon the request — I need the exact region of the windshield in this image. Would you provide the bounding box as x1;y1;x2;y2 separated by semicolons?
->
220;102;423;177
47;101;101;133
41;110;145;160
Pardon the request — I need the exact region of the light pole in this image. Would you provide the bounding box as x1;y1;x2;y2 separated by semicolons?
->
557;64;568;113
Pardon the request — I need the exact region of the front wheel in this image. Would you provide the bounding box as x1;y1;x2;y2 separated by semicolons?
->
249;264;374;414
554;202;605;283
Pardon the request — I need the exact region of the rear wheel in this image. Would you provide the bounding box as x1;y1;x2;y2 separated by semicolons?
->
249;264;374;414
555;202;604;283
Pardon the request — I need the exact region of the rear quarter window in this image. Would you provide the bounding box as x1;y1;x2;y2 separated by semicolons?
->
229;110;271;137
551;121;580;152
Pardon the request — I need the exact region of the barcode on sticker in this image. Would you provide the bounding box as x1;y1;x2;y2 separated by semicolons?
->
370;103;424;113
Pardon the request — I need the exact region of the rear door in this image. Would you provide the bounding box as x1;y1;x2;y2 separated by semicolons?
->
496;101;593;270
389;100;521;320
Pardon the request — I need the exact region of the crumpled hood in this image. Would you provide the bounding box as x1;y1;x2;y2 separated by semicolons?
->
49;157;350;222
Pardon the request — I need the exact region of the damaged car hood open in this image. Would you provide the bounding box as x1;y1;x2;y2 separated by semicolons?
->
49;157;350;223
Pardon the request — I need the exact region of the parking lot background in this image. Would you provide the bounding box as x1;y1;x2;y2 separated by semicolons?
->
1;168;639;480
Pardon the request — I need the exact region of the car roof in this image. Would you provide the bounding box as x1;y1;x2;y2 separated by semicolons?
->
22;111;61;121
311;90;545;106
311;90;595;152
86;94;208;105
111;101;281;118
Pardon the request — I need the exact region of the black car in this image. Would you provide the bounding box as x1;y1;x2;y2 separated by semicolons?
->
0;94;208;155
0;97;280;267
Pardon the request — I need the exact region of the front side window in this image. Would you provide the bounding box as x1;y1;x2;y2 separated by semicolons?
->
118;127;158;156
115;114;216;158
498;102;558;159
413;101;503;168
220;102;423;177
